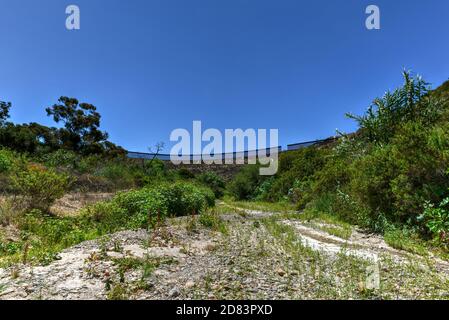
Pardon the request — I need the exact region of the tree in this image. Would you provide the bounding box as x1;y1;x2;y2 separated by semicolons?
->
0;101;11;126
0;122;59;154
148;142;165;166
46;97;109;154
346;71;442;144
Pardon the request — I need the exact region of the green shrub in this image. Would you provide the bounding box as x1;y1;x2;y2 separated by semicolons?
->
0;182;217;266
253;177;275;201
72;173;115;192
95;162;136;190
419;197;449;244
82;182;215;232
344;122;449;227
267;147;328;202
0;149;13;173
0;199;18;226
11;164;70;212
197;172;225;198
177;168;195;180
306;189;373;229
41;149;78;169
383;226;428;255
228;165;266;200
144;159;166;177
198;211;228;234
346;71;442;144
76;155;103;174
157;182;215;216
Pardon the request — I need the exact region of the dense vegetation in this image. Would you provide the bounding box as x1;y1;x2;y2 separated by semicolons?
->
228;71;449;250
0;143;219;265
0;96;223;266
0;183;215;266
2;71;449;266
0;97;124;156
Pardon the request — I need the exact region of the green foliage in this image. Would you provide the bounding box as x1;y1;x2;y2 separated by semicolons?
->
0;199;18;226
420;197;449;244
95;163;136;190
0;96;125;157
253;177;275;201
144;158;166;178
46;97;109;154
0;101;11;126
198;211;228;234
11;164;70;212
197;172;225;198
158;182;215;215
346;122;449;226
0;149;13;173
266;147;328;205
83;182;215;232
0;122;60;154
227;165;265;200
347;71;442;144
383;226;428;256
1;182;215;266
177;168;195;180
231;71;449;245
0;149;25;193
40;149;78;169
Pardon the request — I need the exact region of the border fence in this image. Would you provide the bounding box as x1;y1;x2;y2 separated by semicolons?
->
127;138;338;161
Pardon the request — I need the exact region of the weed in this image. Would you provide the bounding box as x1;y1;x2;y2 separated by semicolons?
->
383;227;428;256
107;283;129;300
198;211;228;234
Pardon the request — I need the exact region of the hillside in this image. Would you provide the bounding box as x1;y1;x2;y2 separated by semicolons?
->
432;79;449;103
2;71;449;300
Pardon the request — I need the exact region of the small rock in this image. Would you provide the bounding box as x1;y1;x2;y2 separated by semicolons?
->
211;284;220;290
276;268;286;277
107;252;123;259
169;287;181;298
154;270;170;277
185;281;195;289
208;294;215;299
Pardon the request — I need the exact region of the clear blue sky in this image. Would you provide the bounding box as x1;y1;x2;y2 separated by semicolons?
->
1;0;449;152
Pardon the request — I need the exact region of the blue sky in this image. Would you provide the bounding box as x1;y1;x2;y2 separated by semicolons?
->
1;0;449;152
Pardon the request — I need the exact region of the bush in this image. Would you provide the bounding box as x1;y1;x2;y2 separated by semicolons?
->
11;164;70;212
144;159;166;178
346;71;442;144
177;168;195;180
344;122;449;226
40;149;78;169
198;211;228;234
227;165;265;200
197;172;225;198
267;147;328;203
95;162;136;190
82;182;216;232
253;177;275;201
71;173;115;192
258;71;449;238
0;199;18;226
419;197;449;244
157;182;215;216
0;149;13;173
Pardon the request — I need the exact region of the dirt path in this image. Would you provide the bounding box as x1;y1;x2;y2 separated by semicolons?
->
1;206;449;300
